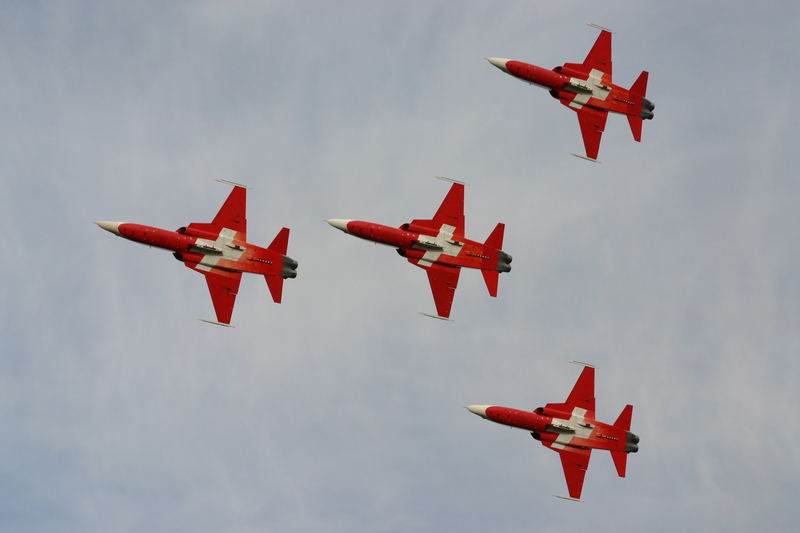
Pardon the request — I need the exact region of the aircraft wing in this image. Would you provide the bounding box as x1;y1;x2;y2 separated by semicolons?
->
414;262;461;318
574;106;607;161
188;185;247;240
545;365;595;419
583;29;612;76
185;262;242;324
557;447;592;500
432;182;465;237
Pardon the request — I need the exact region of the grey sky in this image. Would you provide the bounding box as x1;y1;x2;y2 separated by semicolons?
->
1;1;799;532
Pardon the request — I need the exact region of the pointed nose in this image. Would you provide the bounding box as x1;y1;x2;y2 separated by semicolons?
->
326;219;352;233
466;405;491;418
486;57;510;73
96;221;123;236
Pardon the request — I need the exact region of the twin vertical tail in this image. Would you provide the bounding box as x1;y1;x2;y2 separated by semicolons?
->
264;227;298;304
610;404;637;478
481;223;511;297
626;70;653;142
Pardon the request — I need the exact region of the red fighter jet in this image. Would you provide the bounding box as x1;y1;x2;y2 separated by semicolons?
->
327;177;511;319
487;23;654;161
96;180;298;326
467;362;638;500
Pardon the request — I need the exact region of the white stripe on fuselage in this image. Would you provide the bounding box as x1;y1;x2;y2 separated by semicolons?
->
193;228;245;271
568;69;611;110
549;407;594;450
414;224;463;267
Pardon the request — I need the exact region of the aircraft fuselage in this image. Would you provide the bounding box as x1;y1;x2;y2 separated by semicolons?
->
329;219;511;272
468;404;638;453
97;221;298;278
494;59;654;119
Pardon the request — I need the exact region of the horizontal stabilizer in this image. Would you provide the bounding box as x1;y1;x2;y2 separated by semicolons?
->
265;275;284;304
484;222;505;250
610;450;628;478
627;115;643;142
481;269;499;297
268;227;290;256
629;70;649;98
613;404;633;431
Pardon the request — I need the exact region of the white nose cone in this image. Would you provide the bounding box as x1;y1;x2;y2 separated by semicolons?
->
467;405;491;418
96;221;123;236
326;219;352;233
486;57;510;73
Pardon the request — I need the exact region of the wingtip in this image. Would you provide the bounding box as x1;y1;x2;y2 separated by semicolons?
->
570;153;601;163
553;494;582;502
419;312;451;321
434;176;467;186
215;178;248;188
586;22;613;33
198;318;235;328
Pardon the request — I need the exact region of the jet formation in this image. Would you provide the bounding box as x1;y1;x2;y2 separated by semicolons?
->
97;180;298;326
468;363;637;500
95;22;645;502
327;177;512;319
487;23;654;161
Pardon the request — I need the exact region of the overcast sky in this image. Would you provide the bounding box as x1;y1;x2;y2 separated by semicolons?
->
2;1;799;532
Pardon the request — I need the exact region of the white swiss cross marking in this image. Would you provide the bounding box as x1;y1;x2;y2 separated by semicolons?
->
416;224;462;266
568;69;611;110
549;407;594;450
194;228;245;271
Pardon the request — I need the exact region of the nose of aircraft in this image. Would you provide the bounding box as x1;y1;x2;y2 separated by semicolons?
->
466;405;491;419
96;221;123;236
326;219;352;233
486;57;510;73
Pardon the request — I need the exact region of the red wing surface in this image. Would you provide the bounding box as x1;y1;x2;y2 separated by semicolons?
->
422;263;461;318
558;447;592;500
432;183;465;237
545;365;595;419
188;186;247;240
575;106;608;161
204;269;242;324
184;263;242;324
583;29;612;76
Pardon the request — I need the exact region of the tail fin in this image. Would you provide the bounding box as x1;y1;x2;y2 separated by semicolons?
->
265;227;291;304
481;270;499;297
267;227;290;255
613;404;633;431
609;404;634;477
630;71;648;98
627;71;649;142
265;275;284;303
484;222;505;250
481;223;506;297
627;115;643;142
610;451;628;478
